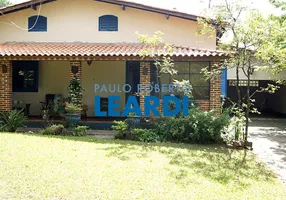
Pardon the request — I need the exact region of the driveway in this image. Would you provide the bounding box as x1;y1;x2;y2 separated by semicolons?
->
249;118;286;185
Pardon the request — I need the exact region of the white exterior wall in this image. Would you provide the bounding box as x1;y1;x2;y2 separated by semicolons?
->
227;67;286;80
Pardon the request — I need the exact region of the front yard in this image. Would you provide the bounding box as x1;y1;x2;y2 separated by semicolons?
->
0;133;286;200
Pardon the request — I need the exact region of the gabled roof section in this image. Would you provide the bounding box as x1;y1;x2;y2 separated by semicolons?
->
0;0;202;22
0;0;56;15
0;42;228;57
95;0;201;21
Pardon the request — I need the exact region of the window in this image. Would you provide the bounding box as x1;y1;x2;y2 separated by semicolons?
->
28;15;47;32
229;80;259;87
151;61;210;99
13;61;39;92
99;15;118;31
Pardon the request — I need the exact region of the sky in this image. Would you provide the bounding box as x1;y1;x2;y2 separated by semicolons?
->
10;0;280;16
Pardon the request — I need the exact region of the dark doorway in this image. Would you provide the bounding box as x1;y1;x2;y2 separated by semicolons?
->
126;61;140;104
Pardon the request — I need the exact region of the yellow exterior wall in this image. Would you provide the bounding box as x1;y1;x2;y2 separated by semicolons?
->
0;0;216;49
12;61;70;116
82;61;126;117
12;60;126;117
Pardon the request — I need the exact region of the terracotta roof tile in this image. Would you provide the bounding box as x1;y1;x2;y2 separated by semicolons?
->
0;42;228;57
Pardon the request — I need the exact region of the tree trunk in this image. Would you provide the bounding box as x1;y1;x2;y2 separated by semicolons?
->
245;66;251;142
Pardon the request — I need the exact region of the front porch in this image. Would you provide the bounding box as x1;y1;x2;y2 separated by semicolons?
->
0;42;225;120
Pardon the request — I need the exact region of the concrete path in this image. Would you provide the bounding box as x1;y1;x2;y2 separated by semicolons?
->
249;118;286;185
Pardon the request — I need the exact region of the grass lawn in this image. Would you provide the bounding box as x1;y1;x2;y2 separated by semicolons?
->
0;133;286;200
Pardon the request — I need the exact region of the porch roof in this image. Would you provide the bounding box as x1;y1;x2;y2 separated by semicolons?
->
0;42;228;58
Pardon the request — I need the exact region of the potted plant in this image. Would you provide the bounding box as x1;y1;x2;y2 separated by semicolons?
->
125;105;141;129
65;103;82;128
67;76;84;109
53;94;66;117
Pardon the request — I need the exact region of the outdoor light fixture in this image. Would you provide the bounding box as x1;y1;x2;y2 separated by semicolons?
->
1;64;7;73
71;66;79;74
143;66;148;75
87;60;93;66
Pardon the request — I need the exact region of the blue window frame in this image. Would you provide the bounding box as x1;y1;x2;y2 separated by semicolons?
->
28;15;47;32
13;61;39;92
99;15;118;31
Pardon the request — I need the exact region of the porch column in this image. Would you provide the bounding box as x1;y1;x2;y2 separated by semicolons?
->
139;61;151;115
0;60;12;111
70;61;82;81
209;61;221;114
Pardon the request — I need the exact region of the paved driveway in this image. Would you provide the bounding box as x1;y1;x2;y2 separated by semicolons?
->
249;118;286;185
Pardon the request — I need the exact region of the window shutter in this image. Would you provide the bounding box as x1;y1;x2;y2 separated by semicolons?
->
100;18;108;31
109;17;118;31
220;68;227;97
28;16;47;32
99;15;118;31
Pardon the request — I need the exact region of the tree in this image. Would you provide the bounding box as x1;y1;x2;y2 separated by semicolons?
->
197;0;282;145
0;0;12;8
255;0;286;74
137;31;192;99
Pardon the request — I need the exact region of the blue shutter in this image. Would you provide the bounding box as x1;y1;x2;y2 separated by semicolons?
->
28;16;47;32
220;68;227;97
99;15;118;31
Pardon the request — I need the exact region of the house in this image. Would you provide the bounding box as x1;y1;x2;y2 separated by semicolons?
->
0;0;226;118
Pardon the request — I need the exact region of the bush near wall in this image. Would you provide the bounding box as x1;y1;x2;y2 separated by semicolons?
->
113;107;231;144
153;108;231;144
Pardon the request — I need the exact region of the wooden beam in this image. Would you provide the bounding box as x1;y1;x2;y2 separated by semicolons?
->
30;4;37;10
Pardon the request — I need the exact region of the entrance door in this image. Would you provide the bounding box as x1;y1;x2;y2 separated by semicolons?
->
126;61;140;104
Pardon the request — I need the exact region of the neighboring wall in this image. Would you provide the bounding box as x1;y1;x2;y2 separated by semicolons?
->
82;61;126;117
227;67;286;80
13;61;70;116
0;0;216;49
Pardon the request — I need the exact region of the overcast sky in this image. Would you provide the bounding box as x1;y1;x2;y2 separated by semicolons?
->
10;0;280;16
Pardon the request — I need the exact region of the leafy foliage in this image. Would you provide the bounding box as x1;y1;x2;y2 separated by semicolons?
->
132;128;159;142
153;108;231;144
41;124;64;135
112;108;232;144
197;0;284;142
0;110;27;132
67;76;84;107
0;0;11;8
73;126;88;136
65;103;82;114
112;120;128;139
53;94;66;114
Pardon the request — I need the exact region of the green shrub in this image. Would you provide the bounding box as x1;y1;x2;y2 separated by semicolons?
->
132;128;160;142
73;126;88;136
112;120;128;139
41;124;64;135
0;109;27;132
153;108;231;144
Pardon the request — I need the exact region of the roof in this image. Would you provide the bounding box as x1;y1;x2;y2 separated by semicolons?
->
0;0;202;21
95;0;201;21
0;0;56;15
0;42;227;57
